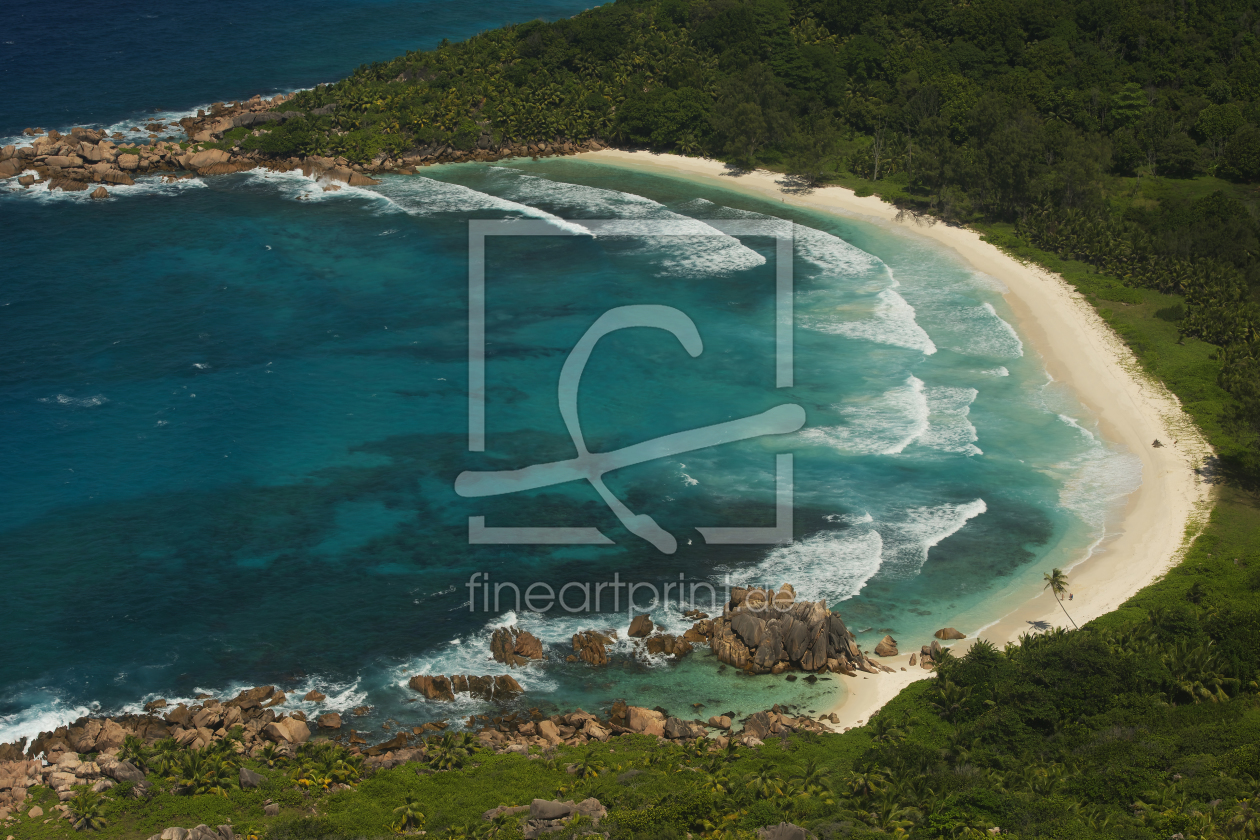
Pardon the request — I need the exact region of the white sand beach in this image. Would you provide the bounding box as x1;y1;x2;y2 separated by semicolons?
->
574;149;1215;730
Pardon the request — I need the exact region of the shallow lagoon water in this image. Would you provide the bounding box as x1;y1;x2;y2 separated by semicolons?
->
0;155;1140;741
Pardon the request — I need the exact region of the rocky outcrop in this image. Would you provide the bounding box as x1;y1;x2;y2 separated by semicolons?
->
262;717;310;745
627;614;654;638
874;635;899;657
759;823;815;840
1;94;611;197
408;673;524;701
491;626;546;667
518;797;606;838
571;630;615;665
644;634;693;658
709;585;881;676
143;824;238;840
935;627;967;640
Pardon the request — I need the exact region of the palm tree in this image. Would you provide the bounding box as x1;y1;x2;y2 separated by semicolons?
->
177;749;238;796
1043;568;1078;628
699;769;733;796
68;789;108;831
929;680;972;722
256;742;287;769
570;749;605;780
148;738;183;779
393;796;426;832
744;766;786;799
117;734;150;771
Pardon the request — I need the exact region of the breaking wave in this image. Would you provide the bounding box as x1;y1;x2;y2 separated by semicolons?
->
483;170;766;276
807;288;938;355
877;499;988;578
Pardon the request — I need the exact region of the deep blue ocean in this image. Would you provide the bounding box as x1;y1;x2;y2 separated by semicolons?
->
0;1;1141;744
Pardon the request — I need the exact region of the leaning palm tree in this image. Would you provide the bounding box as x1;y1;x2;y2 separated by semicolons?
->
1043;568;1078;628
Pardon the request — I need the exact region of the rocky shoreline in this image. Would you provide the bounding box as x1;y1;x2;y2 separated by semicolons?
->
0;584;962;825
0;94;610;199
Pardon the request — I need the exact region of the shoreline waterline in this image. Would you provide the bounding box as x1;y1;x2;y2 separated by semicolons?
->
568;149;1214;729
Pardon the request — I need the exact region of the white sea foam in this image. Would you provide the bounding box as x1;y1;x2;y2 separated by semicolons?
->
388;601;707;714
734;498;985;601
241;168;591;236
366;175;592;237
877;499;988;578
981;366;1010;376
39;394;109;407
676;198;879;278
919;386;982;456
800;376;929;455
0;698;97;748
935;302;1024;358
794;225;881;277
484;171;764;276
739;528;884;604
807;288;938;355
1057;413;1096;441
4;172;207;204
983;302;1024;354
0;85;315;150
1048;412;1143;555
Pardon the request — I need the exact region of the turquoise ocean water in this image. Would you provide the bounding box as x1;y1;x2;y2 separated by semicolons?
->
0;156;1141;741
0;0;1140;739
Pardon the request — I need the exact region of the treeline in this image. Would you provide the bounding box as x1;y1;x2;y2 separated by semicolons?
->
829;605;1260;839
240;0;1260;439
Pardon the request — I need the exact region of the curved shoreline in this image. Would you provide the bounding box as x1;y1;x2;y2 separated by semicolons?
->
570;148;1215;729
0;140;1216;738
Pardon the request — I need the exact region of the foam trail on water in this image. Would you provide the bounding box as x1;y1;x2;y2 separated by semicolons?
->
1051;411;1144;557
3;171;207;204
374;175;593;236
1057;413;1096;441
930;302;1025;358
483;171;764;276
794;225;881;277
984;302;1024;356
734;527;884;604
920;386;982;456
800;376;929;455
39;394;109;408
878;499;988;578
249;169;593;237
677;198;879;278
808;288;937;355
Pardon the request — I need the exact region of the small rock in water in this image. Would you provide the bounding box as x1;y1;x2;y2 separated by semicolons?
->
91;186;109;199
